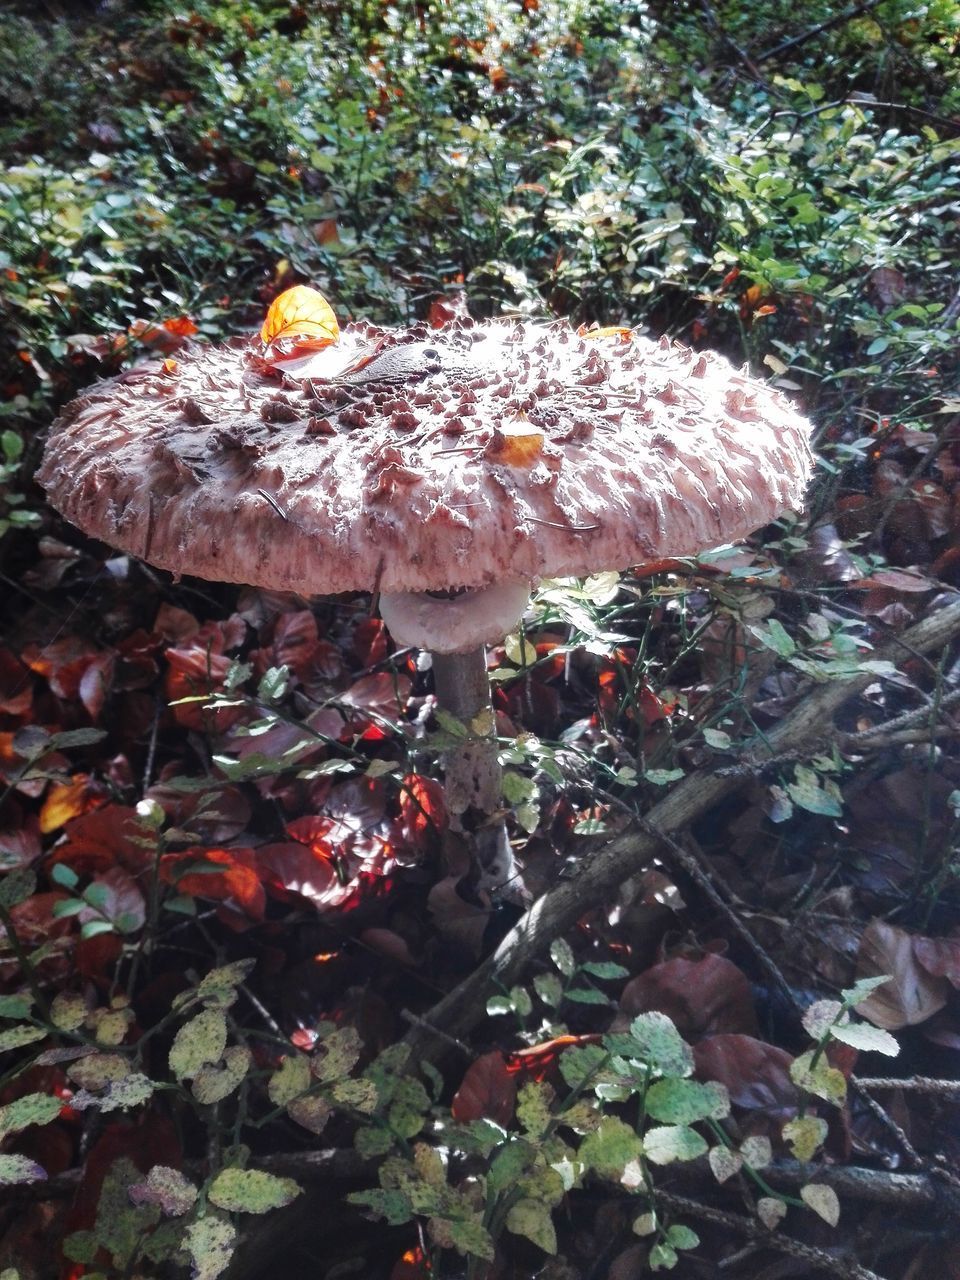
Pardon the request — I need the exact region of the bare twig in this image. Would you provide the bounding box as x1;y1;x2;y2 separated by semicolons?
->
857;1076;960;1095
755;1;885;63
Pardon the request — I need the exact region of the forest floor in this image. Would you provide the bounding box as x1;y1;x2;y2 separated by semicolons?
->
0;2;959;1278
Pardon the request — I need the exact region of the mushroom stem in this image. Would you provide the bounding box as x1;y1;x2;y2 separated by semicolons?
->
431;648;513;891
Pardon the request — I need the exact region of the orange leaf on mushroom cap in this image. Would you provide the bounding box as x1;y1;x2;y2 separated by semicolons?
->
259;285;339;356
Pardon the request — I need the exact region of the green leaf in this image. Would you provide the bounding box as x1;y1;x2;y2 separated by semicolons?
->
828;1022;899;1056
50;992;87;1031
0;1025;45;1054
183;1215;236;1280
645;1079;729;1125
311;1026;361;1083
0;869;36;909
622;1012;694;1077
268;1054;311;1107
0;1154;46;1186
347;1187;412;1226
534;972;563;1008
666;1224;700;1250
642;1124;708;1166
506;1198;557;1254
649;1241;679;1270
579;961;630;981
750;619;796;657
169;1009;227;1081
564;986;611;1006
841;974;891;1005
0;996;31;1019
487;1140;533;1193
578;1115;642;1178
207;1168;300;1214
0;1092;62;1138
552;936;576;972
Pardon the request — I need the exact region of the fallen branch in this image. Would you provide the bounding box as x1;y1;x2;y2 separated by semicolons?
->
401;596;960;1061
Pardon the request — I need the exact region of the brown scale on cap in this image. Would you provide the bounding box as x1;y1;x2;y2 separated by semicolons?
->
39;319;814;607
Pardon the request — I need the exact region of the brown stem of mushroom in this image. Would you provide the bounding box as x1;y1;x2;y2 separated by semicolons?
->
431;648;512;889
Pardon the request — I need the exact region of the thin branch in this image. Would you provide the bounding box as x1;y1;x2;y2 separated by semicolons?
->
755;1;886;63
400;598;960;1063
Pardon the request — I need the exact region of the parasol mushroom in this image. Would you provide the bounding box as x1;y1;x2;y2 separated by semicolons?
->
39;293;814;889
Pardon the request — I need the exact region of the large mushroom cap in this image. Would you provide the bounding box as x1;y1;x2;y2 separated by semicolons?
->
39;319;814;597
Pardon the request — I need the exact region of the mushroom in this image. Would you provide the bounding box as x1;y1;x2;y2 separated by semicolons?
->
38;308;814;890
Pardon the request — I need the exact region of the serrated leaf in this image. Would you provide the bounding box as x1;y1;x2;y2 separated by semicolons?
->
183;1215;236;1280
578;1115;642;1178
580;961;630;980
840;974;892;1005
506;1198;557;1254
0;1092;62;1138
193;1045;251;1105
169;1009;227;1081
623;1013;694;1077
646;1078;729;1125
564;986;611;1006
129;1166;197;1217
643;1125;708;1166
0;1154;46;1186
757;1197;786;1229
207;1167;300;1214
533;972;563;1008
800;1182;840;1226
708;1146;743;1183
829;1022;899;1055
782;1116;828;1161
549;937;575;977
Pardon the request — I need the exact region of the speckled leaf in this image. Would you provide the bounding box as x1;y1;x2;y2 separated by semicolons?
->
90;1006;132;1046
347;1187;412;1226
129;1166;197;1217
0;995;32;1019
643;1125;707;1166
782;1116;828;1161
708;1146;743;1183
311;1026;361;1083
268;1054;310;1106
801;1183;840;1226
801;1000;842;1040
517;1080;553;1138
506;1198;557;1254
0;1025;45;1054
207;1168;300;1214
193;1046;251;1104
579;1116;642;1178
66;1052;129;1090
0;1154;46;1185
287;1093;332;1135
387;1077;430;1139
183;1215;236;1280
72;1072;155;1112
624;1013;693;1077
170;1010;227;1081
50;992;87;1031
757;1197;786;1229
428;1212;494;1261
549;938;575;977
646;1079;729;1124
488;1140;533;1193
558;1043;608;1091
196;960;256;1009
740;1135;772;1168
790;1049;847;1105
331;1076;378;1113
0;1092;61;1138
